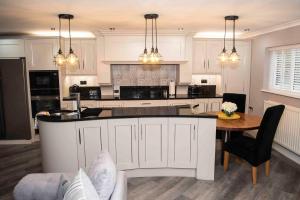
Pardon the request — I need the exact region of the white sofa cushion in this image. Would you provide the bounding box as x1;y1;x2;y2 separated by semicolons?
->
63;168;99;200
88;150;117;200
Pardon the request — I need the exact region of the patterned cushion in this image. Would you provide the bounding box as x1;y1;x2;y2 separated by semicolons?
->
88;151;117;200
63;169;99;200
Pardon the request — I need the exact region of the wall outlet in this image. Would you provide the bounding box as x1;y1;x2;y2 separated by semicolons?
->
80;80;87;85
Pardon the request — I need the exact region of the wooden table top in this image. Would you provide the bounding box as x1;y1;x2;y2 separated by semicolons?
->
209;112;262;131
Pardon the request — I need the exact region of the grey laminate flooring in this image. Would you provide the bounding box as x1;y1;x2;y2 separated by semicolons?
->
1;142;300;200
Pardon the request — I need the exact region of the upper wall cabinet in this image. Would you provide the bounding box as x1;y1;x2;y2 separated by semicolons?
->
0;39;25;58
25;39;59;70
64;39;97;75
103;35;186;61
193;40;223;74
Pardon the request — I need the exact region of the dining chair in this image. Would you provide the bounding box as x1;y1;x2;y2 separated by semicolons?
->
223;104;285;185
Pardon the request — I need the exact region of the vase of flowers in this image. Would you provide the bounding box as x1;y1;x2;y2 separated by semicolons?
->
221;102;238;117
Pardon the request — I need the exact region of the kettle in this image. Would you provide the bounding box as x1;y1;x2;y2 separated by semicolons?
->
69;84;80;95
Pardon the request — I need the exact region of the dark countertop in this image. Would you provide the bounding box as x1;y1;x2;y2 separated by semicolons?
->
38;106;217;122
63;94;223;101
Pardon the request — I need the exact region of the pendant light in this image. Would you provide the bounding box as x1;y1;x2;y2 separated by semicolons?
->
138;13;162;64
229;16;240;63
65;15;79;67
218;17;228;63
54;15;65;66
139;17;148;63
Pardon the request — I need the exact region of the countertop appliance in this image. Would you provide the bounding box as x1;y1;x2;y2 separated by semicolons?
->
188;85;216;97
120;86;169;99
29;70;60;118
69;85;101;100
0;58;31;140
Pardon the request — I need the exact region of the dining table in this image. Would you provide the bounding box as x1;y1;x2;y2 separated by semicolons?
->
208;112;262;165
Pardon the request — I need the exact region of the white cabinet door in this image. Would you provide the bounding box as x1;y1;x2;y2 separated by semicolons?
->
168;118;198;168
193;40;206;74
124;100;168;107
76;120;109;169
80;40;97;75
191;99;208;113
139;118;168;168
0;39;25;57
99;101;123;108
108;118;139;170
157;36;185;61
206;41;223;74
167;99;192;106
25;39;58;70
208;98;222;112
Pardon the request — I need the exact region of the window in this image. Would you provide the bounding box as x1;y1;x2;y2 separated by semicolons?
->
269;45;300;95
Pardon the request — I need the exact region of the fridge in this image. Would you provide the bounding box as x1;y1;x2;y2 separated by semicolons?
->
0;58;31;140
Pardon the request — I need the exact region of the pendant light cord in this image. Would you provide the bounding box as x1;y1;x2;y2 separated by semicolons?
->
145;18;147;51
223;19;226;51
69;18;72;52
155;18;158;50
233;19;236;50
59;17;62;51
151;18;154;50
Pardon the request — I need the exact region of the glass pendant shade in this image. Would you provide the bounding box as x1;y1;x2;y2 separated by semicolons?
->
66;49;79;67
218;48;229;63
139;49;148;63
55;49;66;66
230;49;240;63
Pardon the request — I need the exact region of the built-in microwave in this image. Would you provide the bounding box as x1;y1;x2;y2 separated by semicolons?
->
29;70;59;96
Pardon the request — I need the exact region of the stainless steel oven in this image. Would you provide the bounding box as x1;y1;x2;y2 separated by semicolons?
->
29;70;60;117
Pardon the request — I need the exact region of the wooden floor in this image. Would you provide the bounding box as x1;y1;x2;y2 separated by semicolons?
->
1;143;300;200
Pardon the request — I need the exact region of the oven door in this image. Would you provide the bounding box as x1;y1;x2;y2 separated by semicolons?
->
31;96;60;118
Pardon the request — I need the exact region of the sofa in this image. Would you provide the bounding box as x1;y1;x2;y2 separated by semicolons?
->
13;151;127;200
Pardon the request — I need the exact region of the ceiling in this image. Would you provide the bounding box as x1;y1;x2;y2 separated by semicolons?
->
0;0;300;37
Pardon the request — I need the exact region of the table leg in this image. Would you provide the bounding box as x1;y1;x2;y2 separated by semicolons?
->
221;130;230;165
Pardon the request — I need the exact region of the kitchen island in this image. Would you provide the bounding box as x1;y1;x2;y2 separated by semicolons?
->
38;106;217;180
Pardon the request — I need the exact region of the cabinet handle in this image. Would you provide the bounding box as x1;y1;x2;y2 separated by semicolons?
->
225;84;227;92
140;125;143;140
141;102;151;105
83;59;85;69
79;129;81;144
193;125;196;140
206;104;208;112
208;59;210;69
204;60;206;69
134;125;136;140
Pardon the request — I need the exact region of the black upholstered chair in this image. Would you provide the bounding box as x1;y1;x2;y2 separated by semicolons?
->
223;105;285;185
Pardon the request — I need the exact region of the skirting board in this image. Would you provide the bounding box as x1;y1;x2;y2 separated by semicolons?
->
0;140;32;145
273;143;300;165
126;168;197;179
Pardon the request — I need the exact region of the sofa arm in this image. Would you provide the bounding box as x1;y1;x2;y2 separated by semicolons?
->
110;171;127;200
13;173;63;200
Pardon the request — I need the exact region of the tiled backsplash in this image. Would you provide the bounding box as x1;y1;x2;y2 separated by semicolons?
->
111;64;178;86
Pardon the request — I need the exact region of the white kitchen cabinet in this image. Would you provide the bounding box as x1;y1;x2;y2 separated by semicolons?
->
81;100;98;108
193;40;223;74
99;101;123;108
103;35;186;62
65;39;97;75
168;118;198;168
139;118;168;168
0;39;25;58
25;39;59;70
192;98;222;112
108;118;139;170
208;98;222;112
167;99;192;106
76;120;109;169
124;100;168;107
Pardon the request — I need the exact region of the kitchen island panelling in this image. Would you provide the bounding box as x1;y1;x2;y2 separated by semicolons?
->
38;106;217;180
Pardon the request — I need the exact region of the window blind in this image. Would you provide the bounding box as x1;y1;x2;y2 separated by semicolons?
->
270;46;300;94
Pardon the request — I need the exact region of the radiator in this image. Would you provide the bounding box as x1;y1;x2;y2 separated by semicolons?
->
264;100;300;155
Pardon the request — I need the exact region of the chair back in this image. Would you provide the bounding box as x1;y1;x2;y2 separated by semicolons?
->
222;93;246;113
256;105;285;162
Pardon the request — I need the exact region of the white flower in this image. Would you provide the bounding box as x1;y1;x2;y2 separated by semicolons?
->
221;102;237;113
